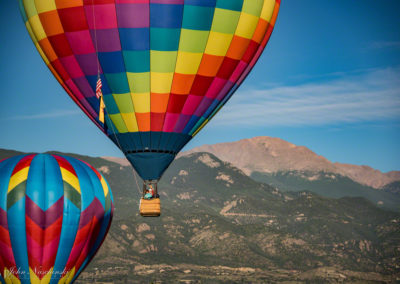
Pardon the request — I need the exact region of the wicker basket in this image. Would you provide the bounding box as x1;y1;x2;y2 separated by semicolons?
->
140;198;161;217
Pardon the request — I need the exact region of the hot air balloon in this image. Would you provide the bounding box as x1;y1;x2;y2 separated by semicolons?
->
18;0;280;216
0;154;114;283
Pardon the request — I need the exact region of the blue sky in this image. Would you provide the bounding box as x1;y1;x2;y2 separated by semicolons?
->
1;1;399;172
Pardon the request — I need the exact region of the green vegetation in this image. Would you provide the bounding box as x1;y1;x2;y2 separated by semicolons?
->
251;171;400;212
384;181;400;195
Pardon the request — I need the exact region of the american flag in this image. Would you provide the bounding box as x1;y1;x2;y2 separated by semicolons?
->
96;77;102;99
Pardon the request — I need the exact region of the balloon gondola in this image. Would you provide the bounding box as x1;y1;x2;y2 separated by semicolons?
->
140;181;161;217
18;0;280;216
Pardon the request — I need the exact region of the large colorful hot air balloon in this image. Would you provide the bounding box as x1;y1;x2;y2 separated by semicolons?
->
0;154;114;283
18;0;280;198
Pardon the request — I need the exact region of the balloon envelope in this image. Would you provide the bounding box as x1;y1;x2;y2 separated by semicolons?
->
0;154;114;284
19;0;280;180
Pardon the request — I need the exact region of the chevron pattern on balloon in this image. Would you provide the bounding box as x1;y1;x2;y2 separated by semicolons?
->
25;196;64;281
6;154;34;210
53;155;82;209
61;197;105;280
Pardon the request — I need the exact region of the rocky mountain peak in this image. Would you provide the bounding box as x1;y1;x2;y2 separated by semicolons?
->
182;136;400;189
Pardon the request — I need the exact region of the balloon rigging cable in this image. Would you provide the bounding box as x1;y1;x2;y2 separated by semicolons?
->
132;169;142;197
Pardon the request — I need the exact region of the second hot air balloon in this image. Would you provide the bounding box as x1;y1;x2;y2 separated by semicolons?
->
0;154;114;283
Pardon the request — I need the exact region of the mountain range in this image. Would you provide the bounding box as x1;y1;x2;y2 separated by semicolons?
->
85;150;400;283
181;136;400;189
0;138;399;283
